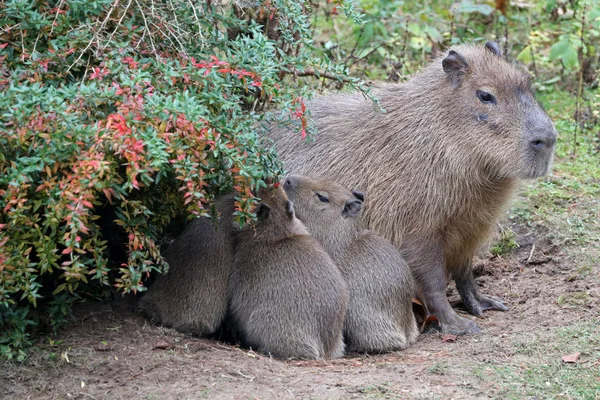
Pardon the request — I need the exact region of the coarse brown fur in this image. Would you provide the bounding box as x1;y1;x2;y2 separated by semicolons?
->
283;175;419;352
137;195;236;337
268;42;557;334
228;185;348;359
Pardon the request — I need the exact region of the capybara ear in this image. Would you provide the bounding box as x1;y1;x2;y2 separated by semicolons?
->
256;203;271;221
342;199;362;218
351;190;365;202
285;200;295;217
442;50;469;86
485;41;502;57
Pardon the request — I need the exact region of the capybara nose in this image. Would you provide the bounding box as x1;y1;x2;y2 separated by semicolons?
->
283;175;298;190
529;130;557;151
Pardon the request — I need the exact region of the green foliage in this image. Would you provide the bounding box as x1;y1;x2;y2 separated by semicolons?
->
490;227;519;257
312;0;599;86
0;0;367;359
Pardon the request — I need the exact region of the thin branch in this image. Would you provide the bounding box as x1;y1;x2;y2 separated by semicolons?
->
573;0;587;157
291;68;355;83
67;0;122;75
135;0;157;57
347;43;384;68
103;0;132;49
343;25;364;68
188;0;205;43
49;0;66;36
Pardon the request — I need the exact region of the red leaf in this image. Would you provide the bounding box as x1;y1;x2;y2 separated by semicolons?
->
153;340;172;350
62;247;73;255
0;43;8;50
421;315;439;332
441;334;458;343
562;352;580;363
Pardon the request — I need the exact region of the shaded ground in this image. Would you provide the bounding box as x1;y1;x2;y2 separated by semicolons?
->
2;217;599;400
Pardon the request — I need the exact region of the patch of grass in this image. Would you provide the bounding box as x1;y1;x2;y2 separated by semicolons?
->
566;265;594;282
557;292;593;307
427;362;448;375
474;321;600;400
508;89;600;250
490;227;520;256
357;383;393;398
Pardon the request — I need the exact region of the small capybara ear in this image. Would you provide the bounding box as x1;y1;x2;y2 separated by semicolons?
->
342;198;362;218
485;41;502;57
351;190;365;202
442;50;469;86
256;203;271;221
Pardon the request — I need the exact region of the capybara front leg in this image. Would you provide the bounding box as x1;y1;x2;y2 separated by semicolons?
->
408;239;481;335
454;265;509;317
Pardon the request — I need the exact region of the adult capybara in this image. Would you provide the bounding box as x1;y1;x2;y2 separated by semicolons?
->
269;41;557;334
138;195;235;336
283;175;419;352
228;184;348;359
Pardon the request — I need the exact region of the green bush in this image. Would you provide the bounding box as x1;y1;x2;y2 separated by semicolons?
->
0;0;368;360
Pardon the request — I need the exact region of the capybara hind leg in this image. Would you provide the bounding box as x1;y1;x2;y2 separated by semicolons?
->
328;336;345;359
410;240;481;335
455;270;509;317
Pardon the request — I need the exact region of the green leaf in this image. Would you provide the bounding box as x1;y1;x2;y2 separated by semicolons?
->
549;39;579;70
517;45;532;64
457;1;495;16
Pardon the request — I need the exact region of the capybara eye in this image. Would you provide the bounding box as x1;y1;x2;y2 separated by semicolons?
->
316;193;329;203
476;90;496;105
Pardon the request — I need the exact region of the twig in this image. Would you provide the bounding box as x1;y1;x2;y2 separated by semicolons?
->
527;244;535;263
573;0;587;157
20;30;26;62
103;0;132;50
150;21;186;56
188;0;205;43
49;0;66;36
135;0;157;57
67;0;123;75
80;54;92;84
529;39;538;78
344;25;364;68
167;0;183;38
347;43;384;68
291;68;354;83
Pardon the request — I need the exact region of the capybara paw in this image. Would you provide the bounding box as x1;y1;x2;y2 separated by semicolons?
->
462;293;508;316
479;294;509;311
440;316;482;335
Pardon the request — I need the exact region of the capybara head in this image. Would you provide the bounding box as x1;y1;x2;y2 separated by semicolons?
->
251;181;307;239
283;175;364;241
439;41;557;179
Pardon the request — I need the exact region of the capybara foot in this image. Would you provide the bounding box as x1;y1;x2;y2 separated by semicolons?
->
456;276;509;317
439;315;482;335
471;293;509;316
461;289;509;317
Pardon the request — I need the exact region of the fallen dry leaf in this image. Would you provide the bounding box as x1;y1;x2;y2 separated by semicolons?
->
153;340;172;350
420;315;439;333
562;352;580;363
441;334;458;343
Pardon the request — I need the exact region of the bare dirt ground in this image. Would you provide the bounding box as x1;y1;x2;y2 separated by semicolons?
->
2;221;599;400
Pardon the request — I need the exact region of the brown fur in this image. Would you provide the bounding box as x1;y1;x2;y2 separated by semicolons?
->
283;175;419;352
268;42;557;334
138;195;236;336
228;185;348;359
